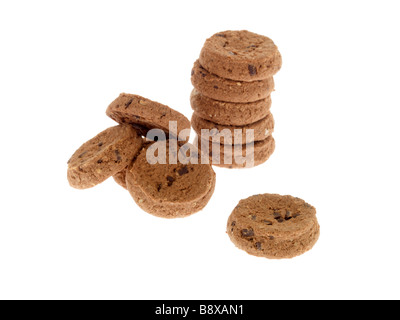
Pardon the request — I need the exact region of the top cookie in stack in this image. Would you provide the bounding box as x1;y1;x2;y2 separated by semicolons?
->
190;30;282;168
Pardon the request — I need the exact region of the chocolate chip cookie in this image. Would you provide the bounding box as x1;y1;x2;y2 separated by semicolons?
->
106;93;191;141
191;112;274;144
227;194;320;259
195;135;275;169
67;125;143;189
126;141;216;218
199;30;282;81
191;60;274;103
113;168;127;189
190;89;271;126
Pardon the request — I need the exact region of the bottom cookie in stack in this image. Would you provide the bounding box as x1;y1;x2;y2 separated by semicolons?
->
194;135;275;169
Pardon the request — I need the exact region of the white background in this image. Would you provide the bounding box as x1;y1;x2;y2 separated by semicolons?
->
0;0;399;300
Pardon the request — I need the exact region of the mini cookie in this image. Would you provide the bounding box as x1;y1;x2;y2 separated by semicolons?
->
190;89;271;126
67;125;143;189
113;168;127;189
126;141;216;218
195;135;275;169
227;194;320;259
191;112;274;144
106;93;191;141
191;60;274;103
199;30;282;81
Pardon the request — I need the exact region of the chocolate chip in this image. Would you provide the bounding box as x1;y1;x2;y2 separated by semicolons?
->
157;183;162;192
191;69;194;76
247;45;257;48
213;85;218;89
277;217;284;223
200;71;206;77
248;64;257;76
97;159;103;164
255;242;262;250
166;175;175;186
216;33;226;37
292;213;301;218
273;211;281;219
98;142;103;147
262;220;273;225
285;210;292;220
241;228;254;237
177;166;189;176
231;221;236;227
251;215;257;221
269;236;275;240
78;151;87;158
115;150;122;162
124;98;133;109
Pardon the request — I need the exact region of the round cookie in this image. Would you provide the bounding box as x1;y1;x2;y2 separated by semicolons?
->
113;168;127;189
199;30;282;81
227;194;320;259
191;112;274;144
67;125;143;189
106;93;191;141
190;89;271;126
191;60;274;103
195;135;275;169
126;141;216;218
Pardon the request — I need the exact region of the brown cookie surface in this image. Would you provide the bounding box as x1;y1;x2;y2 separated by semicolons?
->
67;125;143;189
195;135;275;169
106;93;191;141
190;89;271;126
191;60;274;103
113;168;127;189
191;112;274;144
227;194;319;259
126;141;216;218
199;30;282;81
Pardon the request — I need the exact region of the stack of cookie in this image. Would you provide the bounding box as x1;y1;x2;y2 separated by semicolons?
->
190;30;282;168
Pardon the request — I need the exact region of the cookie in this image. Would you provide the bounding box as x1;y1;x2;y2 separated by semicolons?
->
67;125;143;189
126;141;216;218
191;112;274;144
113;168;127;189
106;93;191;141
195;135;275;169
191;60;274;103
199;30;282;81
227;194;320;259
190;89;271;126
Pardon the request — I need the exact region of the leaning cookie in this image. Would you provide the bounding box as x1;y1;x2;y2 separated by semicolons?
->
106;93;191;141
191;112;274;144
227;194;320;259
67;125;143;189
191;60;274;103
195;135;275;169
199;30;282;81
126;141;216;218
190;89;271;126
113;168;128;189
